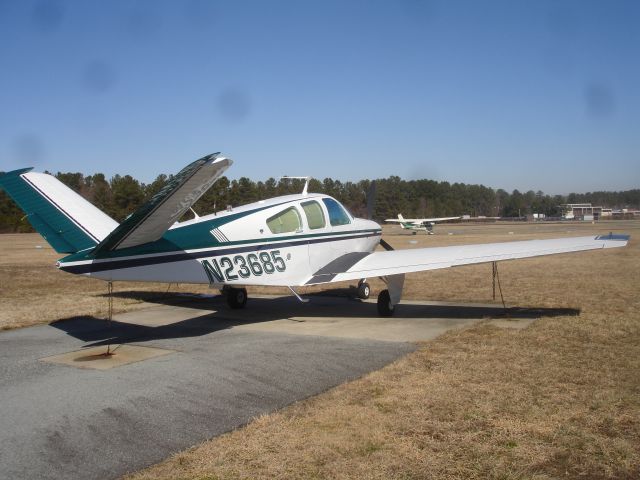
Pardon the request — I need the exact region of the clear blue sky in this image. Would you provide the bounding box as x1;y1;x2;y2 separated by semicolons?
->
1;0;638;194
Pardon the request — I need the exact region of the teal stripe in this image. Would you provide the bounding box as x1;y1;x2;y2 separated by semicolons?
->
211;228;382;248
61;228;381;264
59;229;381;274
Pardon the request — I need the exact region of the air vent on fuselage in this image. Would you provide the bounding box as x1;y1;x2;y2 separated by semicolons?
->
210;228;229;243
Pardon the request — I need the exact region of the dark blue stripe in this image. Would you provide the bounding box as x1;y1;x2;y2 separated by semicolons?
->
595;234;630;241
60;231;381;274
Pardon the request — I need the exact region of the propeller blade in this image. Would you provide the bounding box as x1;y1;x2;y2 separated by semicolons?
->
379;238;394;251
366;180;376;220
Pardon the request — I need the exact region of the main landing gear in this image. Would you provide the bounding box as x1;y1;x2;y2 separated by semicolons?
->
377;289;394;316
225;286;247;309
375;274;405;317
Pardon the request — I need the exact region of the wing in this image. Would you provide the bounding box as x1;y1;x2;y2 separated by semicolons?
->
304;234;629;285
424;216;460;223
92;153;231;253
385;216;460;223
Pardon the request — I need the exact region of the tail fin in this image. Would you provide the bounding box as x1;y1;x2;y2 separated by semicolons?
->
0;168;118;253
398;214;404;221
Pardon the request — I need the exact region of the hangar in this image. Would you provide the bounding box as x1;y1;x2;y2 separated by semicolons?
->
560;203;603;221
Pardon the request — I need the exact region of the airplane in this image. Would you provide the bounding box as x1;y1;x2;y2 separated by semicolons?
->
0;153;630;317
385;213;460;234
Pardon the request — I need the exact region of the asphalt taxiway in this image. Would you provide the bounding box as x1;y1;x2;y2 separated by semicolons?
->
0;294;559;479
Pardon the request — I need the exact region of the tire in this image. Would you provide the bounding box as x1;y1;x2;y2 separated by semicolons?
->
377;289;394;317
227;287;248;309
357;281;371;300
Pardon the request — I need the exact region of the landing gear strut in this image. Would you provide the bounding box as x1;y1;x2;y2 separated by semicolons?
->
225;287;248;309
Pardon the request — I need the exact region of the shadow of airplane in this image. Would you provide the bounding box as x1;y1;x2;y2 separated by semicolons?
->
50;313;236;347
108;288;580;318
50;292;580;348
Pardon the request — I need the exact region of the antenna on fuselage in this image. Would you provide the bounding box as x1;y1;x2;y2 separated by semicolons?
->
280;176;311;195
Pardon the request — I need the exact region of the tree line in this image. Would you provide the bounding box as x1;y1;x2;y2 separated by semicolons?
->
1;170;639;233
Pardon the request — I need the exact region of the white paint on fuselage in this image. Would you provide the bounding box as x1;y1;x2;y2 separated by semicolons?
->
60;193;381;286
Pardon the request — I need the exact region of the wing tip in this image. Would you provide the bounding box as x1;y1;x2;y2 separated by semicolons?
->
595;233;630;241
208;153;233;168
595;233;630;248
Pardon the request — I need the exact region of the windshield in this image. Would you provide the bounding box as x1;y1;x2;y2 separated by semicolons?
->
322;198;351;226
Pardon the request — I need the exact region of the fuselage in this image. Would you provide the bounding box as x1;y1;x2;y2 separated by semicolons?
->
400;222;434;234
58;193;381;287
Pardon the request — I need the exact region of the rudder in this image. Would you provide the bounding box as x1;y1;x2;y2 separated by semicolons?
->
0;168;118;253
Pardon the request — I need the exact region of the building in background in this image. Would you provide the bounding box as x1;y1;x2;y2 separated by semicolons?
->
560;204;640;221
560;203;603;221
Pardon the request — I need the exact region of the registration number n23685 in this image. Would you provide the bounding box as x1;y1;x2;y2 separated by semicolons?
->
200;249;286;283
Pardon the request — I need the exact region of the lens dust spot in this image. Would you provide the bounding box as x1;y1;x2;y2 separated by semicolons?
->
584;83;615;117
399;0;436;25
216;88;252;122
12;134;45;166
184;0;217;29
546;6;578;38
31;0;64;32
407;164;440;181
126;3;161;38
82;61;117;94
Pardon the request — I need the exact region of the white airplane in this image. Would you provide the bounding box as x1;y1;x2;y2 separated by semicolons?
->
385;213;460;234
0;153;630;316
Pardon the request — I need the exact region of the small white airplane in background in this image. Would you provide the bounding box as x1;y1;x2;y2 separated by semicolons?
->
385;213;460;234
0;153;630;317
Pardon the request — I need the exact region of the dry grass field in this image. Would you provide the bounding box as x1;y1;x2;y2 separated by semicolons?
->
0;234;193;330
124;220;639;480
1;221;639;479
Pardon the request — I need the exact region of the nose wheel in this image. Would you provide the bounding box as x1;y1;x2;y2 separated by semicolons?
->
357;280;371;300
225;287;248;309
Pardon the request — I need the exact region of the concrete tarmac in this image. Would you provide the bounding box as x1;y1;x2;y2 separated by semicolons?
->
0;294;556;479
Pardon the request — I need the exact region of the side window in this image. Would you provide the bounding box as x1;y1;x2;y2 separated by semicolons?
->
266;207;302;234
322;198;351;226
301;201;326;229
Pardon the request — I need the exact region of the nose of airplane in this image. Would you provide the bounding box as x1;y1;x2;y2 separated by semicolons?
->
354;217;381;231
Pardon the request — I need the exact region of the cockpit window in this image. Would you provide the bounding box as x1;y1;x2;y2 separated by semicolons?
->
266;206;302;234
301;200;326;229
322;198;351;226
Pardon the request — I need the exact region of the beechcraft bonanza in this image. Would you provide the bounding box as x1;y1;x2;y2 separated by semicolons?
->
0;153;630;316
386;213;461;235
